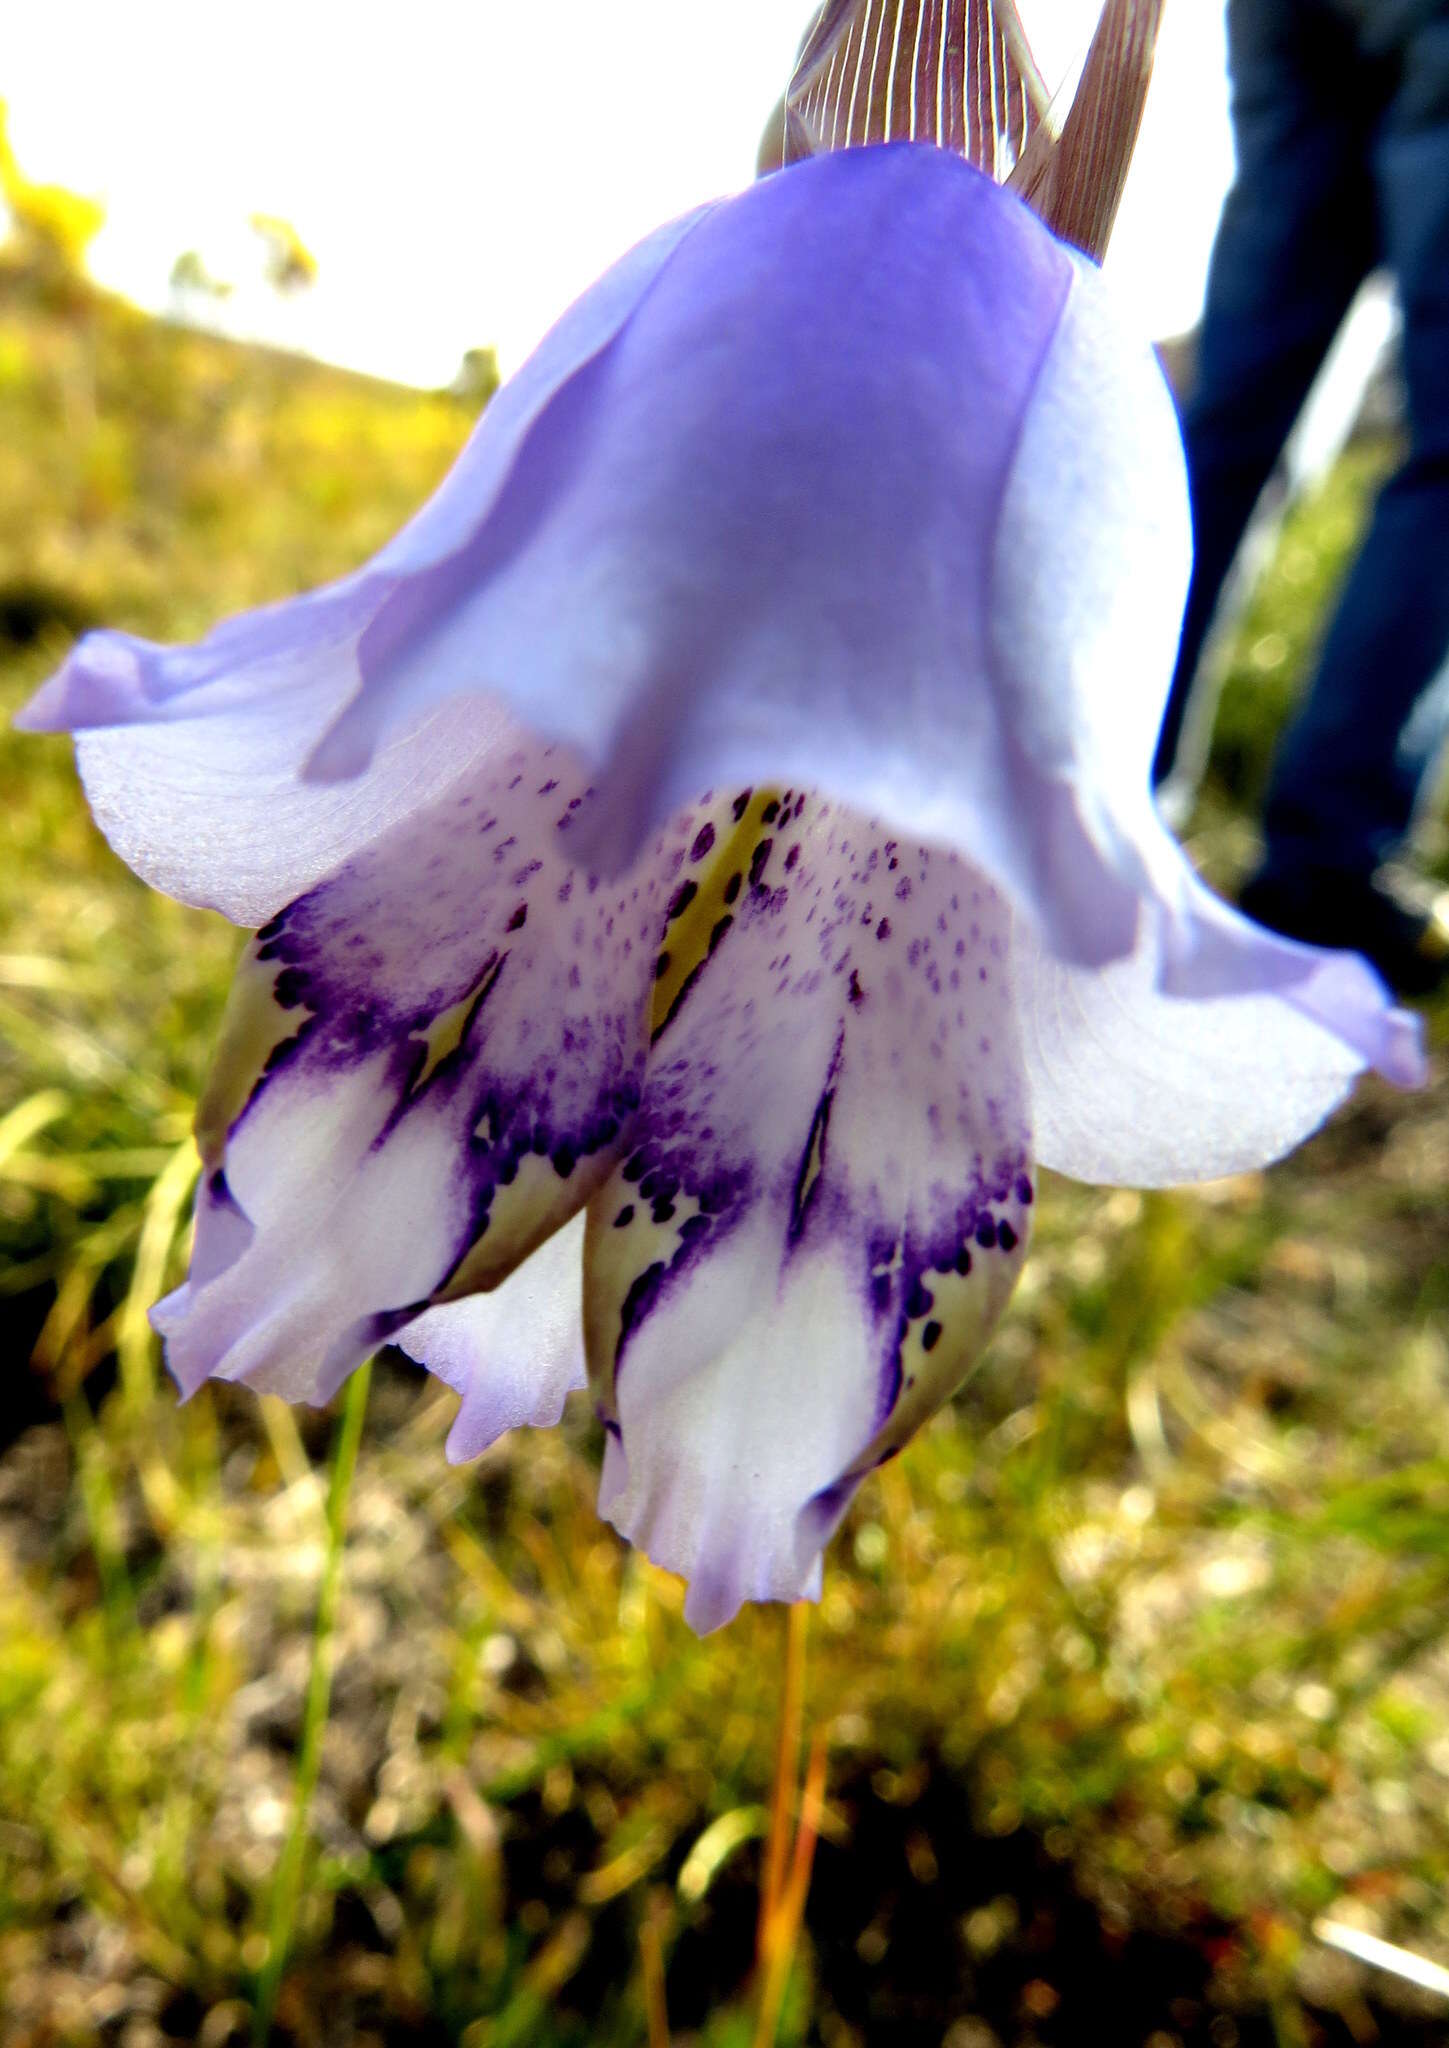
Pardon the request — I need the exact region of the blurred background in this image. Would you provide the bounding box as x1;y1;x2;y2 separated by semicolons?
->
2;4;1448;2044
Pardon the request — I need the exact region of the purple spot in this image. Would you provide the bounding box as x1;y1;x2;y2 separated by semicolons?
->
1015;1174;1034;1205
619;1260;668;1345
761;798;780;823
506;902;527;932
614;1204;635;1227
731;790;753;822
784;845;801;873
876;918;891;942
654;952;671;981
724;872;743;905
749;838;774;888
975;1216;998;1250
691;823;716;862
263;1032;303;1077
922;1320;942;1353
848;969;865;1007
997;1220;1018;1253
668;879;698;921
709;915;733;954
803;1475;857;1536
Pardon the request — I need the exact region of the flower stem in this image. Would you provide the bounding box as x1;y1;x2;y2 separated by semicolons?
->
752;1602;826;2048
757;1602;808;1958
252;1358;371;2045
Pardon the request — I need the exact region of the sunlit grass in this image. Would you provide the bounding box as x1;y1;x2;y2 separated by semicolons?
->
1;253;1448;2045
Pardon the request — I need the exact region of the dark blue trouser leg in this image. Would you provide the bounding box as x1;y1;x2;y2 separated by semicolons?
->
1260;462;1449;877
1152;0;1381;785
1260;15;1449;882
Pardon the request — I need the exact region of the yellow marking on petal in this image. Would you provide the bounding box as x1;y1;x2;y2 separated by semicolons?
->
794;1098;830;1228
582;1181;710;1419
407;954;503;1095
437;1151;600;1302
649;788;783;1040
194;941;310;1168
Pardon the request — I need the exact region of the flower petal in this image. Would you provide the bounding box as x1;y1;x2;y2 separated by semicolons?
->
154;749;698;1401
582;793;1032;1631
1015;863;1425;1187
83;692;510;929
987;240;1423;1102
15;211;711;925
398;1213;588;1460
983;241;1190;962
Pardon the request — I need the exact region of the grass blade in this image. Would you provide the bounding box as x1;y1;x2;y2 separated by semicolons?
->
252;1357;372;2044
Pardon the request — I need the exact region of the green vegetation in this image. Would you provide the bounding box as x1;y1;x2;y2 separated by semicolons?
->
1;248;1447;2047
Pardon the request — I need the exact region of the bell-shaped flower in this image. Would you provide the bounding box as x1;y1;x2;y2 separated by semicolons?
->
20;144;1422;1631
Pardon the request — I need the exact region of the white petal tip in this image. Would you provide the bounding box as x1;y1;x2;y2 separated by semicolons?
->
441;1383;577;1463
682;1577;821;1638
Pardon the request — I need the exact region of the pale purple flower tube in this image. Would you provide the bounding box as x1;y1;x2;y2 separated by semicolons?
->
20;144;1424;1630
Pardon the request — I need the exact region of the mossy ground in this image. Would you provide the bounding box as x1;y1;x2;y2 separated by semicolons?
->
1;253;1448;2047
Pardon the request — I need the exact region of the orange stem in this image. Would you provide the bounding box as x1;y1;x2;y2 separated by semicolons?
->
757;1601;809;1961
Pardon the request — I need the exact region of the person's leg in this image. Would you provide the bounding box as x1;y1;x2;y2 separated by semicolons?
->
1152;0;1380;785
1258;14;1449;891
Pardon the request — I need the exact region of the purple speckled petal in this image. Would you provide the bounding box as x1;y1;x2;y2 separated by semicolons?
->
152;747;698;1402
582;793;1032;1632
398;1214;588;1458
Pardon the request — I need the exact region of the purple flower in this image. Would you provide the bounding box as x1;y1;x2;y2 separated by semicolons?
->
20;145;1422;1631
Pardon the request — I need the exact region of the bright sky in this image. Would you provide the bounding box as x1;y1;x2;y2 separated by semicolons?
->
3;2;1233;386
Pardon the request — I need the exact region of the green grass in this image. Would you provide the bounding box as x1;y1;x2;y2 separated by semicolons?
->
2;250;1448;2047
